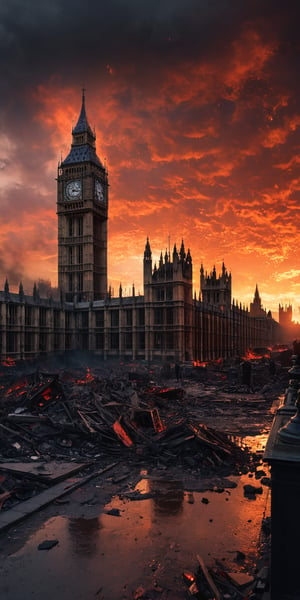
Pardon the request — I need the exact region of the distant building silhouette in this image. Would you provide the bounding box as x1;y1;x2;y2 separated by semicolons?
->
279;304;300;343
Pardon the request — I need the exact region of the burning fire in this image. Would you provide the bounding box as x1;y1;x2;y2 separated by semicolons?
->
243;347;271;360
40;387;53;402
75;367;95;384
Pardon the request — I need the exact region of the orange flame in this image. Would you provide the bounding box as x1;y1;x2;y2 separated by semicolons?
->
75;367;95;384
243;348;271;360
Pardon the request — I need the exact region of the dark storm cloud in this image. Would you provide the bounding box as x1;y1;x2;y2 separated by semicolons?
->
1;0;300;120
0;0;297;88
0;1;242;134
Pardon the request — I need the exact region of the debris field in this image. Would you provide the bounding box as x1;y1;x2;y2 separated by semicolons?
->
0;356;288;599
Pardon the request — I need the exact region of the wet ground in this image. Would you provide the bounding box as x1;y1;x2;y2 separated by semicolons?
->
0;436;271;600
0;364;284;600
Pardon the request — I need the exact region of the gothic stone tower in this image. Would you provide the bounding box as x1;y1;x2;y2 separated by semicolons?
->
250;284;266;317
200;262;231;309
143;239;193;362
57;91;108;302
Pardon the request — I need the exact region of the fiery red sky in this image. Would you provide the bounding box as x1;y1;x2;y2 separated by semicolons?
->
1;0;300;319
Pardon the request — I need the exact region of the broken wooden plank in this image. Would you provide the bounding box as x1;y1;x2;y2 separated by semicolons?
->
77;410;96;433
29;379;58;403
61;401;75;424
6;414;49;424
151;408;165;433
189;424;232;456
196;554;222;600
0;462;119;532
0;461;91;483
112;419;133;447
0;423;36;448
165;434;195;448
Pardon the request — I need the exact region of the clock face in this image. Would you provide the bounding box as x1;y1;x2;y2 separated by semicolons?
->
65;180;82;200
95;180;105;203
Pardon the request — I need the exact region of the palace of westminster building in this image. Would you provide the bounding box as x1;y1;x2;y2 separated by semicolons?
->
0;93;288;363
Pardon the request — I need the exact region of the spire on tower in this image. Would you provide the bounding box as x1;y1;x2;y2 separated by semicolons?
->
4;278;9;297
254;284;260;302
72;88;94;137
179;240;185;260
186;248;192;263
19;281;24;302
61;91;103;168
144;237;152;259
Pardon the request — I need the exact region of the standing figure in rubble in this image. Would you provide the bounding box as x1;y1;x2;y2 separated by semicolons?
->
175;363;181;381
241;360;253;391
269;359;276;380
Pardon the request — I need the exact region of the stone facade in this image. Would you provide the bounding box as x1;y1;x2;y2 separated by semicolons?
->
57;91;108;302
0;266;279;364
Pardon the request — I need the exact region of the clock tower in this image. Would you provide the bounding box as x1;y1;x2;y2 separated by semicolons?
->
57;90;108;302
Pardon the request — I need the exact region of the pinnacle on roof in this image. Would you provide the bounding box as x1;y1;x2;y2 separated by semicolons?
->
144;238;152;261
179;240;186;259
254;284;261;301
72;89;95;138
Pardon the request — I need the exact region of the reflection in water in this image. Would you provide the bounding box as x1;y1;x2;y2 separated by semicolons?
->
229;433;269;453
68;516;102;557
1;473;270;600
148;479;184;516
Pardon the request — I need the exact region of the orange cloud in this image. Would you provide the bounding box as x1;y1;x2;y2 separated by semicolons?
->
2;19;299;320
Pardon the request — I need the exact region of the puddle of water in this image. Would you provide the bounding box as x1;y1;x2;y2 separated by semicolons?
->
240;432;269;453
227;432;269;454
0;472;270;600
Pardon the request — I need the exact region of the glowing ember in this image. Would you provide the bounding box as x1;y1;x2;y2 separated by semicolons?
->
1;357;16;367
113;420;133;447
272;344;289;353
6;381;27;396
41;388;53;401
75;367;95;384
243;347;271;360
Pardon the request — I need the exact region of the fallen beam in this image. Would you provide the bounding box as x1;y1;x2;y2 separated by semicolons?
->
196;554;222;600
0;462;119;532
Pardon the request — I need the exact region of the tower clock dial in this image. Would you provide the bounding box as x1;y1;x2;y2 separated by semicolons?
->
65;180;82;200
95;179;105;203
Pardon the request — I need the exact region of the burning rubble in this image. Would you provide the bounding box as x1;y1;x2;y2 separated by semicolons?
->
0;355;288;600
0;355;287;514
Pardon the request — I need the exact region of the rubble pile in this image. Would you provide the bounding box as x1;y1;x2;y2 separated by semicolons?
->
0;362;263;512
0;357;286;599
182;551;270;599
